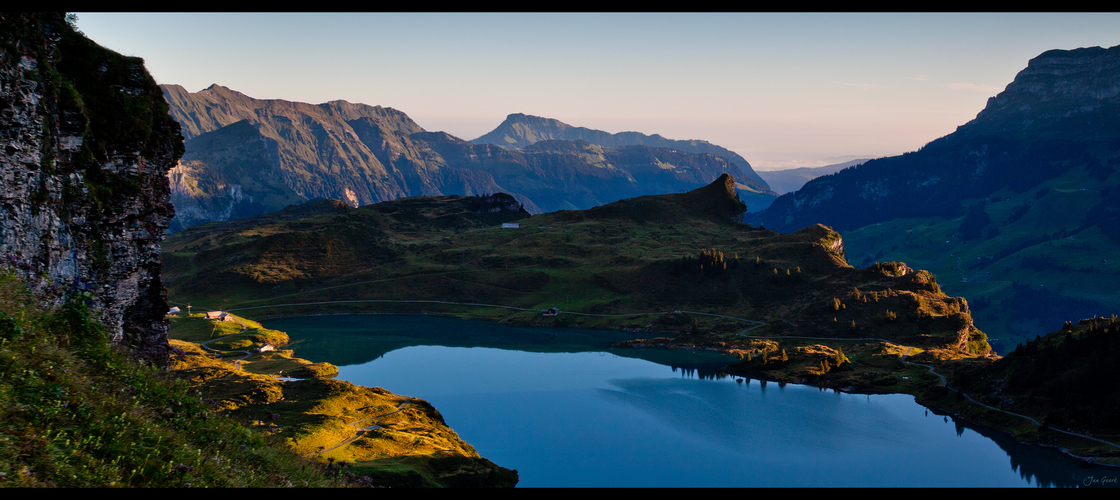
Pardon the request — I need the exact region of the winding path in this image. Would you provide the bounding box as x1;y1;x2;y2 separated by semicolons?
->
900;347;1120;457
309;399;413;457
199;314;255;362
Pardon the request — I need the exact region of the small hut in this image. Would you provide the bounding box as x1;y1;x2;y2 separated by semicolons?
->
206;311;236;322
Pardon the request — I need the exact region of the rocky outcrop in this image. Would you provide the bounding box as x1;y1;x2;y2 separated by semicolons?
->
0;13;182;364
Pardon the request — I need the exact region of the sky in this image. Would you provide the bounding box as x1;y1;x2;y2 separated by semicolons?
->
75;12;1120;171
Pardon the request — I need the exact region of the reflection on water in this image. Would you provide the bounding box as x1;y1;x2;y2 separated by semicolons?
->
269;314;1103;487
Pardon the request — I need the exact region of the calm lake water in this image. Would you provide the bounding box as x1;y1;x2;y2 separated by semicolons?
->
268;314;1104;488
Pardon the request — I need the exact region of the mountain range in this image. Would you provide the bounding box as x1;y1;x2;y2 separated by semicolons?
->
162;85;775;231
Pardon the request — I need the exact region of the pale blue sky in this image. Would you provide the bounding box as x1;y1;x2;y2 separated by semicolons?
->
76;13;1120;170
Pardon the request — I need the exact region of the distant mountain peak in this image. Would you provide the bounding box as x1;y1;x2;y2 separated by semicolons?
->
505;112;552;122
200;83;248;97
960;44;1120;139
695;173;738;200
675;173;747;219
473;112;774;196
1034;44;1119;61
751;44;1120;233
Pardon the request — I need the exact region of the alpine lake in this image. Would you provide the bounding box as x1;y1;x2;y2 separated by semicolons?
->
266;314;1106;488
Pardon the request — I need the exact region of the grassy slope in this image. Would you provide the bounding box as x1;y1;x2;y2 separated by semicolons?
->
843;163;1120;354
0;272;349;487
166;315;518;487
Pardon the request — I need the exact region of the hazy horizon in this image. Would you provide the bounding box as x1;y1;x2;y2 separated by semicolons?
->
76;13;1120;171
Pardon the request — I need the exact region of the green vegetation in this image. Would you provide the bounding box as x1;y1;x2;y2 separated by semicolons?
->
955;317;1120;429
0;272;348;487
166;313;337;380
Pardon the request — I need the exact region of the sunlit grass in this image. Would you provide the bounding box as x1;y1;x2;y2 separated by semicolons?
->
165;318;516;486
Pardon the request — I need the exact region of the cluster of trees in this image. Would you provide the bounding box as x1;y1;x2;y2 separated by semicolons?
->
465;193;526;215
811;348;851;376
678;248;739;278
740;346;852;378
958;203;993;241
1002;317;1120;429
742;348;788;367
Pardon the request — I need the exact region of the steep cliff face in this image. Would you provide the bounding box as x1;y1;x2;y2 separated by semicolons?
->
0;13;182;364
966;45;1120;138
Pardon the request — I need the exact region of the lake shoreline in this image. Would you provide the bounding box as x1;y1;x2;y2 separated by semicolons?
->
271;311;1102;486
249;308;1120;475
614;332;1120;469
